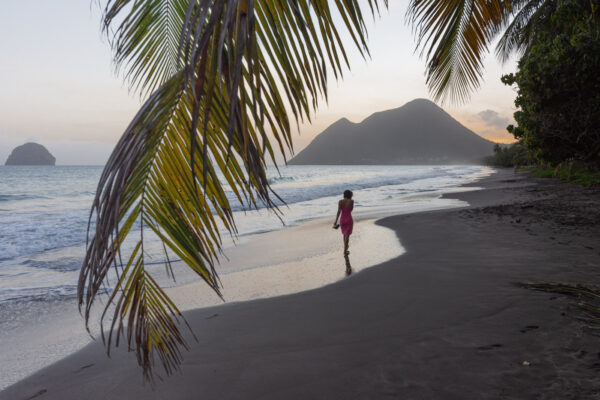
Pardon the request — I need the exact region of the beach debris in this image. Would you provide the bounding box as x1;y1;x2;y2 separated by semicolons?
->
24;389;47;400
522;361;531;366
520;325;539;333
477;344;503;351
73;363;94;373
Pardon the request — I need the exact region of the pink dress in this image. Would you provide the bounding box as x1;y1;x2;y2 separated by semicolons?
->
340;205;353;236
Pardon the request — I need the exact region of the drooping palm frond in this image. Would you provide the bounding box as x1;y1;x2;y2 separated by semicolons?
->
103;0;190;96
407;0;514;103
79;0;387;380
495;0;556;63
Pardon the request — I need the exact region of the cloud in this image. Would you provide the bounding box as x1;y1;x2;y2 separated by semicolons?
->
478;109;510;129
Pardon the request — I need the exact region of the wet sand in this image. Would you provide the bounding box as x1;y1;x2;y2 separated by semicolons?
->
3;169;600;399
166;217;404;310
0;218;403;390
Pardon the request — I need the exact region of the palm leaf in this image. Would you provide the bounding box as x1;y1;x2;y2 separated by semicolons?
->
103;0;190;96
495;0;555;63
407;0;513;103
79;0;387;380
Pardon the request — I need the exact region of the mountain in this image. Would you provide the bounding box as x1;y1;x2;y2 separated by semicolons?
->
5;143;56;166
289;99;496;165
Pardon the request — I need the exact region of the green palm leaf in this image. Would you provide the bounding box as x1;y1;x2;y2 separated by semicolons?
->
407;0;513;103
103;0;190;96
495;0;554;63
79;0;387;380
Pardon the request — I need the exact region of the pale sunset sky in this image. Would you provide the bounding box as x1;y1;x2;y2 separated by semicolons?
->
0;1;519;165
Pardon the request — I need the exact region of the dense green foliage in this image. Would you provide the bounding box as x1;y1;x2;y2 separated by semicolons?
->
484;143;534;167
484;143;600;186
524;164;600;186
502;0;600;167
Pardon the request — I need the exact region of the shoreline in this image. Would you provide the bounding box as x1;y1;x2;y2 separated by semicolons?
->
164;217;404;311
0;218;403;391
0;169;490;390
5;168;599;398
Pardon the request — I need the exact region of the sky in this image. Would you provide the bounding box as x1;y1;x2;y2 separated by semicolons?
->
0;1;519;165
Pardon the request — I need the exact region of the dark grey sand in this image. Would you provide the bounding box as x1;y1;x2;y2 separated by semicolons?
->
3;169;600;400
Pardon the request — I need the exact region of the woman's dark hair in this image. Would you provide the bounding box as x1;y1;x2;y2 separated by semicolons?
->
343;190;353;199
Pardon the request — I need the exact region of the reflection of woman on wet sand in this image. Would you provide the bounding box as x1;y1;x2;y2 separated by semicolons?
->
333;190;354;256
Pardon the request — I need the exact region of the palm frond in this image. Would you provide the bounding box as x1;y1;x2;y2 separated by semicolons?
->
407;0;513;103
495;0;555;63
103;0;190;96
80;0;387;380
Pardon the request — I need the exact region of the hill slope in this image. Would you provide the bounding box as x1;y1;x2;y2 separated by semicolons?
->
289;99;495;165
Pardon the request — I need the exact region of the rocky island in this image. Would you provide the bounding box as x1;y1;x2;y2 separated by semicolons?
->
5;142;56;166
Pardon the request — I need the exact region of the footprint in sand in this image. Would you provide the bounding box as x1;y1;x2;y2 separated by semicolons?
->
477;343;503;351
589;362;600;371
520;325;539;333
24;389;47;400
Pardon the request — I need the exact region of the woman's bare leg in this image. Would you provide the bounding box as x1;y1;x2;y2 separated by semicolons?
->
343;235;349;254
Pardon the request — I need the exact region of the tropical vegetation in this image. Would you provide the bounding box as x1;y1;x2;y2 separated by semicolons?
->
524;164;600;186
484;142;533;167
501;0;600;169
78;0;595;379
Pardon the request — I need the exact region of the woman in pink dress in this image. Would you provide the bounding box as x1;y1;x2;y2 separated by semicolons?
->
333;190;354;256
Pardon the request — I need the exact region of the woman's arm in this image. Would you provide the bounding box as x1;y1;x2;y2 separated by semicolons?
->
350;199;354;212
334;200;341;226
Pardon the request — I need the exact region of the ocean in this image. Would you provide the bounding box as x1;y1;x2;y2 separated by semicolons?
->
0;164;493;389
0;164;492;306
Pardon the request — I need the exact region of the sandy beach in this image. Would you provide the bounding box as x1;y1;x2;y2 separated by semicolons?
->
0;217;404;390
3;168;600;399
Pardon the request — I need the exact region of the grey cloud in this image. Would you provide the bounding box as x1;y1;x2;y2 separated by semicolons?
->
478;109;510;129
